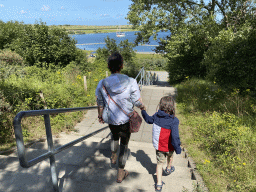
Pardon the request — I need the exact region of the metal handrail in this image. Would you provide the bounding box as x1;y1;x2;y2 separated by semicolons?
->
135;67;154;89
13;106;108;192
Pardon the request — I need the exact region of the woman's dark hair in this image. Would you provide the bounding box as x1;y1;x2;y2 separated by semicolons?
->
107;52;123;73
159;96;175;116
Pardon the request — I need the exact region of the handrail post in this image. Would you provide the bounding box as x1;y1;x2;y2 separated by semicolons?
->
44;114;59;192
142;69;145;86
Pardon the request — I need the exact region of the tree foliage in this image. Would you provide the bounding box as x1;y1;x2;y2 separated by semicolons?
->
96;36;135;63
164;14;221;83
96;36;138;76
127;0;256;85
0;20;85;68
127;0;255;42
0;21;24;50
203;23;256;92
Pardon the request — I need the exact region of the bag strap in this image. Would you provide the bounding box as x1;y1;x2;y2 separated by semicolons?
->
102;83;132;118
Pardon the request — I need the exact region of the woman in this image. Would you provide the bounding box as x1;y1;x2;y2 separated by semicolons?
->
95;52;145;183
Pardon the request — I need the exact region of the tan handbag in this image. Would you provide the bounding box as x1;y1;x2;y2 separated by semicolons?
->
128;110;142;133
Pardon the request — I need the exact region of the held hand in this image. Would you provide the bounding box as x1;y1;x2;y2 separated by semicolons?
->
98;116;104;124
140;105;146;111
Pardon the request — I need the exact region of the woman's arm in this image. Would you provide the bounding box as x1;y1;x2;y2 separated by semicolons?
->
130;78;145;109
95;80;104;123
97;105;104;123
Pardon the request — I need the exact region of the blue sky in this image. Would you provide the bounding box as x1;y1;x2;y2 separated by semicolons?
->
0;0;132;25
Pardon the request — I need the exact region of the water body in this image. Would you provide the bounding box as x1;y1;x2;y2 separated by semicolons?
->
71;31;170;53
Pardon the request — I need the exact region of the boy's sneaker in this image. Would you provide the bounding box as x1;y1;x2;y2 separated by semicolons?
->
164;166;175;175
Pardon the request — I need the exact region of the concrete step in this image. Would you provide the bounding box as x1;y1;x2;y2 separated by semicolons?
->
61;173;196;192
29;134;154;151
1;135;189;173
28;134;187;160
0;134;194;192
0;147;190;176
0;170;53;192
0;168;195;192
58;153;191;179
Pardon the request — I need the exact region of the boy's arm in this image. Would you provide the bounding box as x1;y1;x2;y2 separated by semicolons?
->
141;110;154;124
171;119;182;154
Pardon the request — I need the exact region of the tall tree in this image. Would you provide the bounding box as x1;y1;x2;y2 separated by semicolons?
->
127;0;255;83
127;0;255;45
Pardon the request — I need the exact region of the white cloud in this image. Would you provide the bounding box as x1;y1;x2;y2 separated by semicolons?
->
0;4;4;8
41;5;51;11
20;10;27;14
100;14;110;17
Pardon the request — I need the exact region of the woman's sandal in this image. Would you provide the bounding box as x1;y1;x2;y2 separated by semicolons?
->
111;153;118;164
164;166;175;175
116;170;129;183
155;181;165;192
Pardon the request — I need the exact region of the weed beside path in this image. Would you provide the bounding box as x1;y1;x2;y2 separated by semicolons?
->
176;78;256;192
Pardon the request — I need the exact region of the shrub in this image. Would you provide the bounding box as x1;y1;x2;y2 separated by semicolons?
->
135;58;168;71
203;23;256;93
0;20;24;50
181;110;256;191
176;78;256;191
0;50;26;80
176;78;256;117
3;21;81;68
0;49;23;66
164;15;221;84
0;60;101;146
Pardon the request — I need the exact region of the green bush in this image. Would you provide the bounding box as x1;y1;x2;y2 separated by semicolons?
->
1;20;82;68
0;20;24;50
0;50;26;83
176;78;256;117
176;78;256;191
0;90;12;143
0;49;23;66
0;75;44;112
0;60;101;146
135;58;168;71
0;21;102;149
181;110;256;191
164;15;221;84
95;36;141;78
203;23;256;93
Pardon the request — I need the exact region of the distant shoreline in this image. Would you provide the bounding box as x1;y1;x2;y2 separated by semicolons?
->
53;25;138;35
136;52;156;54
83;50;156;54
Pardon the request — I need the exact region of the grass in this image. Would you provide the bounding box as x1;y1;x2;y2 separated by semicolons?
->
178;111;230;191
176;78;256;192
83;50;167;69
135;53;168;71
135;53;164;59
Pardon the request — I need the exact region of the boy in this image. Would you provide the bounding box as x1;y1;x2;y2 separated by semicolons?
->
141;96;181;191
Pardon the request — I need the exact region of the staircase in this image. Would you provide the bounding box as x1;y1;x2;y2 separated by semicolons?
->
0;71;200;192
0;132;196;192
